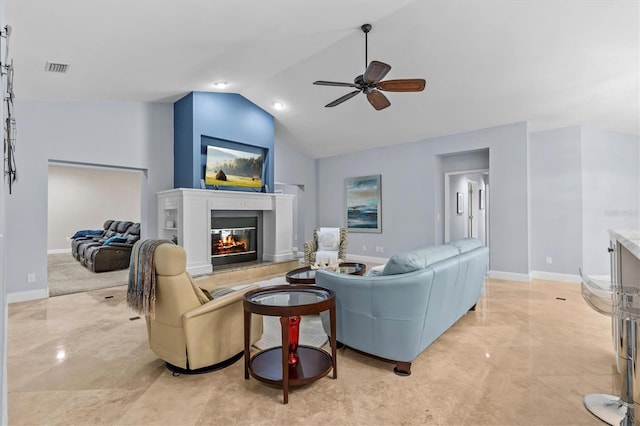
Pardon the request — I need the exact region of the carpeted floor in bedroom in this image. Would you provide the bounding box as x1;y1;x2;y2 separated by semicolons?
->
47;252;129;296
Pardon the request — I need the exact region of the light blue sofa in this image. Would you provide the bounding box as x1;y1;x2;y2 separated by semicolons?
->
315;238;489;375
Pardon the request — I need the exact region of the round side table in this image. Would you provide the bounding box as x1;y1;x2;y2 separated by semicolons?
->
243;285;337;404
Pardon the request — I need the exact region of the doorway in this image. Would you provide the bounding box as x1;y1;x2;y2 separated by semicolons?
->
444;169;489;247
47;162;143;253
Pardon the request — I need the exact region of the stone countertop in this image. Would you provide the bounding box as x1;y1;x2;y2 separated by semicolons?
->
609;229;640;260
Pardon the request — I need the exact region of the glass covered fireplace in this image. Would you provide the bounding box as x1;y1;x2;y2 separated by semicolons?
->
210;216;258;266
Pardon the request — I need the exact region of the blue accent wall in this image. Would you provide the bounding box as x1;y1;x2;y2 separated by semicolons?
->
174;93;196;189
173;91;275;191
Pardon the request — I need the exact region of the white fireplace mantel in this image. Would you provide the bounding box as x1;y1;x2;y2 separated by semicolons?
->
157;188;295;275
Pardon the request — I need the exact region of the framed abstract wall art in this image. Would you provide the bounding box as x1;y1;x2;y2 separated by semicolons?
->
345;175;382;233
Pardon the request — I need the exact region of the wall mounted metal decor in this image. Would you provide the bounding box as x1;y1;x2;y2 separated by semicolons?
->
1;25;16;194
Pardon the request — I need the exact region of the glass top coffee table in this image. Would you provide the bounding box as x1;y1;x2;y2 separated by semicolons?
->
243;285;337;404
286;262;366;284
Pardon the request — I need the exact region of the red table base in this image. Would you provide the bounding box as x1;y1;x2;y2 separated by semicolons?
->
288;316;301;366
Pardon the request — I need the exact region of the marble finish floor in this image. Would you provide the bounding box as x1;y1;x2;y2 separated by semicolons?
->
8;277;618;425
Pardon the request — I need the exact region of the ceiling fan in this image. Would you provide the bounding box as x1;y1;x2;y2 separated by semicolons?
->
313;23;426;111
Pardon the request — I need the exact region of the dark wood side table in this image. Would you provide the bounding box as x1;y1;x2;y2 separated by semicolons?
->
285;262;366;284
243;285;337;404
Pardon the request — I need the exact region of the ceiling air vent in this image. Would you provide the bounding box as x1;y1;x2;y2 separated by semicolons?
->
44;62;69;73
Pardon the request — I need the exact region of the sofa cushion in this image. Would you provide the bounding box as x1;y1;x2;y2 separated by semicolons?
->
381;245;460;276
365;264;386;277
115;221;133;233
447;238;483;254
315;250;338;265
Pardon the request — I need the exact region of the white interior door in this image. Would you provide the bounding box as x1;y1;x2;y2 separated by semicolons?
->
468;180;479;238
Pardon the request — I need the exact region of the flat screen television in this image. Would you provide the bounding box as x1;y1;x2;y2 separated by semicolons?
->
204;145;264;189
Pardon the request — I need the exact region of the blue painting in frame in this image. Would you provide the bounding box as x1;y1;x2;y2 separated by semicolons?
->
345;175;382;233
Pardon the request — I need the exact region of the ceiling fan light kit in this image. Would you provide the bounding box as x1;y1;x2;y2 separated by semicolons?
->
313;23;426;111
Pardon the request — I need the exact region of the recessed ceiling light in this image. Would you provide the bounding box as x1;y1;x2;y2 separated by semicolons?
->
213;81;228;89
273;101;284;111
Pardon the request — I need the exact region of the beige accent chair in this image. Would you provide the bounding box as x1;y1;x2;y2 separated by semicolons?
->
303;227;348;266
146;243;262;373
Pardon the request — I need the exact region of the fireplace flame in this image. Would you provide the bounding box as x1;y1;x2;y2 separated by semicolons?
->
213;233;248;255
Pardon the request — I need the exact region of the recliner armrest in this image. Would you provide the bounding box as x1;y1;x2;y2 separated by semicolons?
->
183;283;259;319
182;282;262;370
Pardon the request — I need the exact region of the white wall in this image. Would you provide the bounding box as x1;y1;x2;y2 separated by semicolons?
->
530;126;583;275
449;174;469;241
581;127;640;275
273;122;317;248
47;164;142;252
6;100;173;297
317;122;530;277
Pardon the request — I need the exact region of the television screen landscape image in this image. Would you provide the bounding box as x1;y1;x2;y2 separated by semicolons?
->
204;145;264;188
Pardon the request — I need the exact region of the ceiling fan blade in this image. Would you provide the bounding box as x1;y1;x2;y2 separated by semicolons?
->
376;79;426;92
314;80;359;88
363;60;391;84
366;89;391;111
325;90;361;108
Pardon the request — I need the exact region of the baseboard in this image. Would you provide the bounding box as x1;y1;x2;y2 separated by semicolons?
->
346;253;389;265
7;288;50;303
530;271;581;283
48;248;71;254
263;252;295;263
186;263;213;276
488;270;531;283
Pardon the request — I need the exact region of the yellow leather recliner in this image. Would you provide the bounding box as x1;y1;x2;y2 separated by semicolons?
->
145;243;262;373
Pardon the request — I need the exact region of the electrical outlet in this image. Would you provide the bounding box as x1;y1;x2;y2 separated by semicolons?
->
380;246;384;253
545;256;553;265
27;273;36;283
375;246;380;253
362;245;366;251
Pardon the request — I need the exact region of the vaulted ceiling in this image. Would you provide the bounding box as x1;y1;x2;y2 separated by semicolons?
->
6;0;639;158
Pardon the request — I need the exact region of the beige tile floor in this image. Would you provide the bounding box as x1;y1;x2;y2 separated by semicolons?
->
8;277;618;425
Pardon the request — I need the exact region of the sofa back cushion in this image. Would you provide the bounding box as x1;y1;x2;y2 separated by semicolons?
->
381;244;460;276
447;238;483;254
116;221;134;234
104;220;120;238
